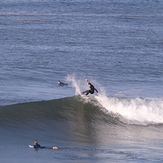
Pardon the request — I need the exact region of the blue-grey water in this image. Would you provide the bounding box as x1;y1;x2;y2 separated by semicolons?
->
1;0;163;162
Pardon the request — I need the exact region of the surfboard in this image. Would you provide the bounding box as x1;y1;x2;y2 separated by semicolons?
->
80;94;89;99
29;145;34;148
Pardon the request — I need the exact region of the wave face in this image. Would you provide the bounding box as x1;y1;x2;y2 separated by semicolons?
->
0;95;163;131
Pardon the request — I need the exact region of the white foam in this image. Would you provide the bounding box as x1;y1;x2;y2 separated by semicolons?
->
95;95;163;125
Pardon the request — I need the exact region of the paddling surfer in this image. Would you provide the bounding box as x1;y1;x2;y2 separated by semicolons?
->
33;140;58;149
57;80;68;86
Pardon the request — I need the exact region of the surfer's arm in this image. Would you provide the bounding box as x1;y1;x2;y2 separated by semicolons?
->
94;88;98;93
85;79;92;85
85;79;89;83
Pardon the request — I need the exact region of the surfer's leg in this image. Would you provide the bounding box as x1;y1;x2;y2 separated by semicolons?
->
82;90;89;95
89;90;94;94
85;91;89;95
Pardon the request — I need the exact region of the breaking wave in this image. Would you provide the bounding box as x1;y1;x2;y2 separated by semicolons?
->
0;95;163;130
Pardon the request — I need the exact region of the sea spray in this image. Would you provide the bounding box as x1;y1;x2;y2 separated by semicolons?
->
66;74;84;95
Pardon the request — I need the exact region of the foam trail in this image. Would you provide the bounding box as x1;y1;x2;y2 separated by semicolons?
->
95;95;163;125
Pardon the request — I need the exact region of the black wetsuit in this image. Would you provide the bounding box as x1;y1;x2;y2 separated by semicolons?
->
34;143;45;149
82;82;98;95
58;82;68;86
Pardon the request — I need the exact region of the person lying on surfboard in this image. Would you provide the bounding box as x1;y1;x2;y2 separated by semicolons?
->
32;140;58;149
57;80;68;86
82;79;99;96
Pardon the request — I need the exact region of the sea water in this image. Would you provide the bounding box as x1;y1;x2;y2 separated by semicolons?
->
0;0;163;162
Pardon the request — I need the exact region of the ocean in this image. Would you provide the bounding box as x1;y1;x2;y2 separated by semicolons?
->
0;0;163;162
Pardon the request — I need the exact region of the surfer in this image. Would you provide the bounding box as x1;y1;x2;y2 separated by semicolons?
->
82;79;99;96
57;80;68;86
32;140;58;149
33;140;45;149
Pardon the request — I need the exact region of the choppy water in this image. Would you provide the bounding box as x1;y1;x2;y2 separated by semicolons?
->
1;0;163;162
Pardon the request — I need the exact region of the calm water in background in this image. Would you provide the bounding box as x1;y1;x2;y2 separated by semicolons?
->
0;0;163;162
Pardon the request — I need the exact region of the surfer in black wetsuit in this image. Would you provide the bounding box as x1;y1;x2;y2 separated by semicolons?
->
33;140;58;149
82;79;99;96
57;80;68;86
